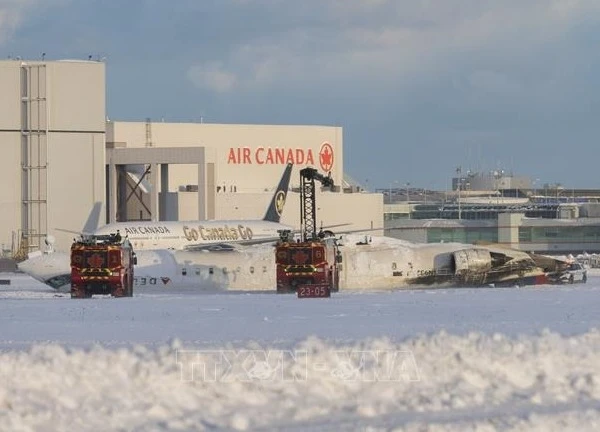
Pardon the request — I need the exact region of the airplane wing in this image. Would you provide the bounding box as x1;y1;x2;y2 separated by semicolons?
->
528;252;570;272
182;237;283;252
456;243;573;286
319;223;352;230
183;243;238;252
331;227;385;236
54;227;85;235
474;241;571;272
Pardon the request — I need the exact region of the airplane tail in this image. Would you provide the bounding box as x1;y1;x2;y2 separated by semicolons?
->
263;163;293;223
82;202;103;234
54;202;103;237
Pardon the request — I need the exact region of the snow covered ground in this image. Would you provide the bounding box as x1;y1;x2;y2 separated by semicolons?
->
1;272;599;431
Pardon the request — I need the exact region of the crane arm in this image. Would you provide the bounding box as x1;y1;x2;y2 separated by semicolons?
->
299;167;335;241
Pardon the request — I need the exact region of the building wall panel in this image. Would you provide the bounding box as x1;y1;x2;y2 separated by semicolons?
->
0;60;107;254
0;63;21;129
0;132;23;251
107;122;343;193
46;132;105;250
47;62;106;132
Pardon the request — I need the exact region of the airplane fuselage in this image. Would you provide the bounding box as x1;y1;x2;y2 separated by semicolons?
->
94;220;293;251
18;234;559;293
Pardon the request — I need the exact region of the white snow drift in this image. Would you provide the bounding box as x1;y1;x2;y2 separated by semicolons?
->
1;273;599;430
1;330;599;431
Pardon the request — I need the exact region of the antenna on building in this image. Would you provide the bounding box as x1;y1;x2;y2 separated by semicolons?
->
41;52;46;60
145;117;153;147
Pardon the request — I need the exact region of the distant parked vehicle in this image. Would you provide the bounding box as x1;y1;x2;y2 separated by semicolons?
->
560;262;587;284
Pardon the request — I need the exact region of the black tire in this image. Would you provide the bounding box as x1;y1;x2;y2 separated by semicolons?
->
569;274;574;284
71;285;85;299
126;277;133;297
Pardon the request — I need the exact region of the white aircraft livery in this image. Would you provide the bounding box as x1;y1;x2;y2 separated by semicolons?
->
93;162;294;252
19;233;577;293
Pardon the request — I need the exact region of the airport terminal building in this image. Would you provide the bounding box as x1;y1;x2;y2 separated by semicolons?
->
383;171;600;255
0;59;382;254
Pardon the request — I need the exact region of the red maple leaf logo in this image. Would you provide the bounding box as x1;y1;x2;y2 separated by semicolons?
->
319;142;334;172
87;253;104;268
292;250;310;265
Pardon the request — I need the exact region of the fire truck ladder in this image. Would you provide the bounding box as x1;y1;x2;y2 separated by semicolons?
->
299;167;334;242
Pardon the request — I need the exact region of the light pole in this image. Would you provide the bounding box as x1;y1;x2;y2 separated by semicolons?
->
556;184;564;202
456;167;462;220
388;180;398;204
532;178;539;202
556;184;564;218
406;182;411;219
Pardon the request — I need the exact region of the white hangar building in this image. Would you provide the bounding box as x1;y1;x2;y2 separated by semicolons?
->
0;59;105;256
0;59;383;254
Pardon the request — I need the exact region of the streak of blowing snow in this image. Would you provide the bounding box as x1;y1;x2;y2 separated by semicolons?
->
1;330;599;431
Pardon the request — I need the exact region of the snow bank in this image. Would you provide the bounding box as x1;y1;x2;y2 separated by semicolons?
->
1;330;599;431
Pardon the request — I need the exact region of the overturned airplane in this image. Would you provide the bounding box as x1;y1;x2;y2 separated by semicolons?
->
18;233;576;293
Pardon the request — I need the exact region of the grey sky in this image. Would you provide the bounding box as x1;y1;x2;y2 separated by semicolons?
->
2;0;599;190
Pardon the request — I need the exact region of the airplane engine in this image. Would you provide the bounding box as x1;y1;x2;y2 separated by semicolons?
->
453;249;493;284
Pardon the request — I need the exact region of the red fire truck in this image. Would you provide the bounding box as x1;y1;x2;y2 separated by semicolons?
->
275;167;341;298
276;235;340;297
70;234;136;298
